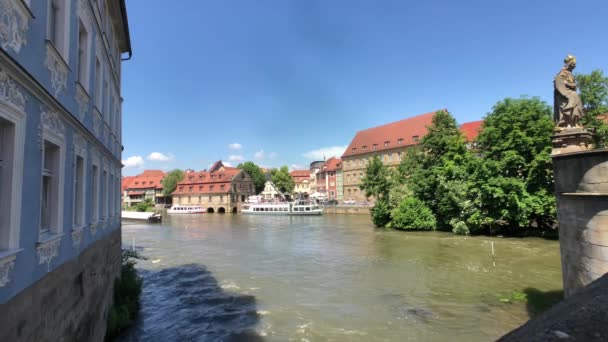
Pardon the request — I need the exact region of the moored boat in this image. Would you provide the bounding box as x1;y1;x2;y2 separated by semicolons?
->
167;205;206;214
241;200;323;215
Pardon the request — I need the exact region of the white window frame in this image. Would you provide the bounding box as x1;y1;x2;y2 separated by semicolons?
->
40;135;65;239
73;144;87;230
0;102;26;255
94;55;103;109
47;0;72;62
76;16;92;93
91;162;100;224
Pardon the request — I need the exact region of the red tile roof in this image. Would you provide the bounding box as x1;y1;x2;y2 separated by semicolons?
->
322;157;342;172
342;110;440;158
122;176;136;191
123;170;166;191
172;161;251;195
290;170;310;178
460;120;483;142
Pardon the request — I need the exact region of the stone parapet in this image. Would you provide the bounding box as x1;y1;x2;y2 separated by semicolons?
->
0;229;121;342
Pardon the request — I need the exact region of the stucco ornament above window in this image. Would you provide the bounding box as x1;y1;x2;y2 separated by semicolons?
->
44;41;68;96
0;0;31;54
0;254;16;287
37;236;61;271
0;69;25;111
92;109;101;137
73;132;87;157
41;106;66;138
75;84;90;120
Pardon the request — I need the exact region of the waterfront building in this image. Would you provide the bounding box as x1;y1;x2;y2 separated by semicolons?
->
260;180;281;200
308;160;324;195
122;170;167;208
0;1;131;340
317;157;342;199
290;169;311;196
341;110;481;202
171;161;255;213
336;168;344;201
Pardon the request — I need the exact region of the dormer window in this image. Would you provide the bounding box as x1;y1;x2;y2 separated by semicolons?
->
384;141;390;147
352;147;357;153
413;135;420;142
362;145;367;151
179;186;183;191
372;144;377;151
398;138;403;145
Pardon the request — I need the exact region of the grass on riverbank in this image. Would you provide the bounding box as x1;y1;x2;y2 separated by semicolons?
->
105;250;146;341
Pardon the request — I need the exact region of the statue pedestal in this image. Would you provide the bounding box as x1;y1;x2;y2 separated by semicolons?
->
551;127;594;155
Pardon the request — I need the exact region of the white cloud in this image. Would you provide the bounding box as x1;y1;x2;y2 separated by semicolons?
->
122;156;145;168
290;164;303;171
223;161;233;167
228;155;244;162
147;152;173;162
228;143;242;150
268;152;278;159
302;146;347;160
254;150;265;159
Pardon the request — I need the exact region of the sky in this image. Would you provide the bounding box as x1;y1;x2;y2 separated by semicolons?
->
120;0;608;175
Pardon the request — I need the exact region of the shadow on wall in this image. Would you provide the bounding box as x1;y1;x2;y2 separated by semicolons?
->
117;264;264;342
523;287;564;318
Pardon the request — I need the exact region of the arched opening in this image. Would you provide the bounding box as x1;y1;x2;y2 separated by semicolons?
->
218;207;226;214
207;207;214;213
232;207;237;213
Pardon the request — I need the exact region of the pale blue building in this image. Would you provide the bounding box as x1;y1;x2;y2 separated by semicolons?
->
0;0;131;339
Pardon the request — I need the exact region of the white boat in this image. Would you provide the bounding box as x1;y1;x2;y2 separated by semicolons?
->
241;200;323;215
167;205;206;214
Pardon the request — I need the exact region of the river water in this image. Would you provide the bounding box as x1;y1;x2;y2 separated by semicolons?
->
119;214;562;342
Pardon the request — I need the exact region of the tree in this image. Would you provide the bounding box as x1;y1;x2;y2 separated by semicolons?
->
359;155;391;201
389;197;436;231
270;166;295;193
161;169;184;196
471;97;555;233
237;161;266;194
370;199;391;227
577;69;608;147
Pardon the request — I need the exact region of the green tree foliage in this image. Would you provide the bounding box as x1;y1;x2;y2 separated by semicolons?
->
135;198;154;212
270;166;295;193
389;197;436;231
370;199;392;227
161;169;184;196
399;110;472;230
237;161;266;194
577;69;608;147
360;155;391;201
472;97;555;233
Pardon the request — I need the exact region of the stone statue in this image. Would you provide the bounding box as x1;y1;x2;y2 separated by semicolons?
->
554;55;585;129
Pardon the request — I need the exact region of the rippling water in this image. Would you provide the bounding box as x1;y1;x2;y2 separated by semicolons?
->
119;214;562;341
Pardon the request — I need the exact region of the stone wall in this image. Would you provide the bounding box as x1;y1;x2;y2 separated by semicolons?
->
324;206;372;215
553;148;608;297
0;229;121;342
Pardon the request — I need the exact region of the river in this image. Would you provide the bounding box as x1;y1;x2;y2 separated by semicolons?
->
119;213;562;342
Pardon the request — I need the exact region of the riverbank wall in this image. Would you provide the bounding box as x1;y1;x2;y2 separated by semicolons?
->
552;148;608;297
324;206;372;215
0;229;121;342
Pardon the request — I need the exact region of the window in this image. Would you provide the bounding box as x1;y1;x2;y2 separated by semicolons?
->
221;184;225;190
398;138;403;145
102;170;108;219
95;58;102;108
384;141;390;147
77;20;90;91
372;144;377;151
0;115;24;252
388;154;392;162
413;135;420;142
91;164;99;222
41;141;60;235
352;147;357;153
210;185;214;191
48;0;70;60
220;195;223;202
399;152;403;161
103;80;109;121
362;145;367;151
73;155;85;227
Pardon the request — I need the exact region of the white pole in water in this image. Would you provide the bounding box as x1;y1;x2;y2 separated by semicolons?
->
132;236;135;251
491;240;496;267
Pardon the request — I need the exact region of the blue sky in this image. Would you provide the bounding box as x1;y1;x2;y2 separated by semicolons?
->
121;0;608;175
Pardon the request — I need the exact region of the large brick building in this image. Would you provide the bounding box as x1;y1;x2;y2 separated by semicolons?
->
172;161;254;213
341;110;482;202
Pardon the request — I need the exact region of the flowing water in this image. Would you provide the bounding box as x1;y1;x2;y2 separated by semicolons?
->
119;214;562;342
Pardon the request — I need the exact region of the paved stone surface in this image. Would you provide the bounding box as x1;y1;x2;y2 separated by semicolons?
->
500;273;608;341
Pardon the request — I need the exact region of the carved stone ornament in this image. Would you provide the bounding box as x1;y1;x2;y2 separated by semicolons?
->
37;237;61;271
0;68;25;111
0;0;31;53
41;106;66;137
72;228;83;249
75;84;90;120
0;253;16;287
73;132;87;156
93;109;101;137
44;41;68;96
90;223;98;236
77;0;93;28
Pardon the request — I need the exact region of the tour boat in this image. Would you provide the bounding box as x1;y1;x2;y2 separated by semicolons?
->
167;205;206;214
241;200;323;215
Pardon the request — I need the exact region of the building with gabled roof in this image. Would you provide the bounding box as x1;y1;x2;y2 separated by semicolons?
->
172;161;255;213
122;170;167;208
317;157;342;199
460;120;484;143
290;170;311;196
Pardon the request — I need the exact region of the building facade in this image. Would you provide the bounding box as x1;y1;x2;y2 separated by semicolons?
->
317;157;342;199
290;169;310;196
172;161;255;213
260;180;281;200
341;111;481;203
121;170;166;208
0;1;131;340
336;169;344;201
308;160;324;195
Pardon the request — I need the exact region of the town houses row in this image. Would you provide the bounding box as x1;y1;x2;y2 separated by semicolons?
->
122;110;482;209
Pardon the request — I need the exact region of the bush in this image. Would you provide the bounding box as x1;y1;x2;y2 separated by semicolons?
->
105;250;145;341
450;219;470;235
370;200;391;227
390;197;436;231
